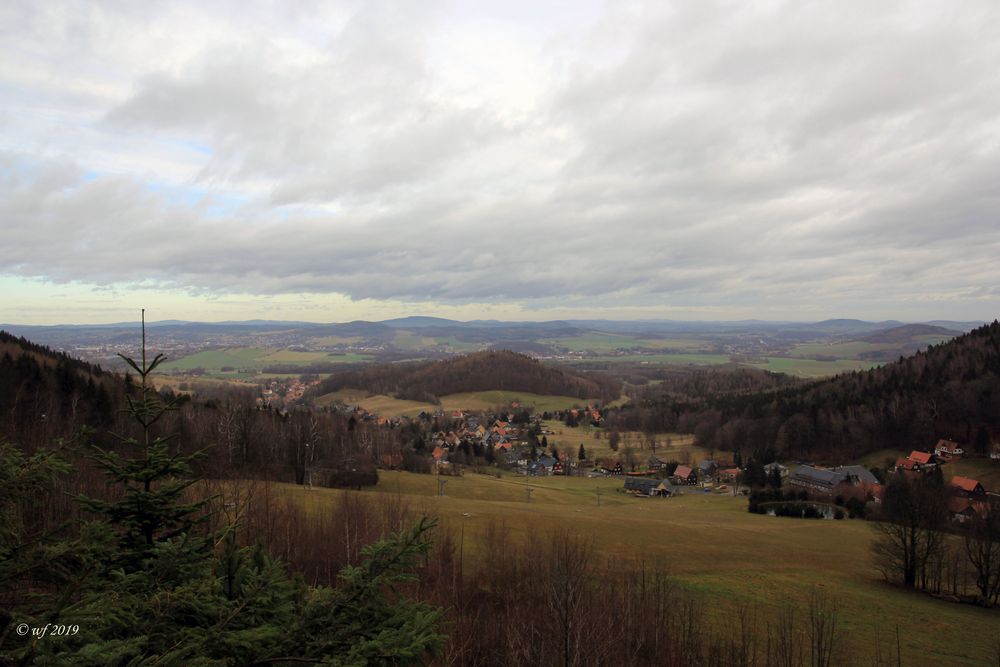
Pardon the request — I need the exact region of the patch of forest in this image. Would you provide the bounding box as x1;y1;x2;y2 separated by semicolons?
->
606;321;1000;462
313;350;622;404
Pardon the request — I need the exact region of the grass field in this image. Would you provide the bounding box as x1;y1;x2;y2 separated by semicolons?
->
581;353;732;365
315;389;600;416
789;341;897;358
542;334;710;352
541;421;701;462
276;472;998;666
751;357;881;377
159;347;373;377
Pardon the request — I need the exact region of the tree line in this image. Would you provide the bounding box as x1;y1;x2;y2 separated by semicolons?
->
313;350;622;405
604;322;1000;462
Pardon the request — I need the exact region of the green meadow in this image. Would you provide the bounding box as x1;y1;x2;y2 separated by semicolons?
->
751;357;881;378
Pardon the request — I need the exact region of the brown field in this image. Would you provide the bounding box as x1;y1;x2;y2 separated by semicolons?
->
271;471;998;666
541;420;702;462
315;389;600;417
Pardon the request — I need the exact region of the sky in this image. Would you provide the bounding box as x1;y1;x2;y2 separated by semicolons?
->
1;0;999;325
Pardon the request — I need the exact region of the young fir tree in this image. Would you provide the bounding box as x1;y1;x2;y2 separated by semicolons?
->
77;310;211;572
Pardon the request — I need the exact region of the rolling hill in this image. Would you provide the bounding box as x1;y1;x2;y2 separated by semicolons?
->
312;350;621;405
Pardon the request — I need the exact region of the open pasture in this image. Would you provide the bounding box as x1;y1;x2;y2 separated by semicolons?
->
274;471;996;666
159;346;372;377
541;420;700;462
750;356;880;377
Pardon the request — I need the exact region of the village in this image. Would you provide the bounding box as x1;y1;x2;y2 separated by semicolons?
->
311;389;999;526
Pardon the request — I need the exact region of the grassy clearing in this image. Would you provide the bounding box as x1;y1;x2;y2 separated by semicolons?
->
856;448;907;468
541;421;700;462
751;357;880;377
315;390;435;416
275;472;997;666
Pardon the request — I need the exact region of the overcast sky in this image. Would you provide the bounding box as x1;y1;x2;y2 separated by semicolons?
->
2;0;999;324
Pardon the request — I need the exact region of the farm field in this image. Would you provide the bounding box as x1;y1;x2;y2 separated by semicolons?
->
274;472;998;666
788;341;897;358
542;334;710;352
158;347;373;377
315;389;599;417
750;356;880;377
580;353;732;365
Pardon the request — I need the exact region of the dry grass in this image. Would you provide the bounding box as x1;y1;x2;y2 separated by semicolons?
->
275;471;998;666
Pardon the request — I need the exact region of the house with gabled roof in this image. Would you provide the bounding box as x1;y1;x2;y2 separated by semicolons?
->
718;467;741;483
934;439;963;459
951;476;985;497
832;465;880;486
600;459;623;476
672;465;697;485
894;450;936;475
624;477;674;497
788;466;844;495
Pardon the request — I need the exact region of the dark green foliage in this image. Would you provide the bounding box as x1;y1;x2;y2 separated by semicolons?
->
76;345;210;571
2;323;445;665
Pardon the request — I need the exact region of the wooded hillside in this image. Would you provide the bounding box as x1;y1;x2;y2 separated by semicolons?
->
608;321;1000;461
314;350;621;404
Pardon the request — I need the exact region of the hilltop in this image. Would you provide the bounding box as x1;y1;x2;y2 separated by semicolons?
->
313;350;621;405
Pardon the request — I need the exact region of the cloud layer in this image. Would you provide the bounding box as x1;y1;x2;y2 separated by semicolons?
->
2;0;999;321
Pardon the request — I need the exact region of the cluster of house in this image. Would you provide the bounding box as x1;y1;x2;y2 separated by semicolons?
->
787;439;996;523
256;377;322;408
620;457;740;497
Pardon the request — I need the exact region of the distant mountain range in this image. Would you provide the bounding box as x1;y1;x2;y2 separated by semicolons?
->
0;317;986;373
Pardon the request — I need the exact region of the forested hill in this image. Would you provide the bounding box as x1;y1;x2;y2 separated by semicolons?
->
610;321;1000;462
314;350;621;404
0;330;118;445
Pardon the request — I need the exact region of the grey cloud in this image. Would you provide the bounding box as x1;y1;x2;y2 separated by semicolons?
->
2;1;1000;319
